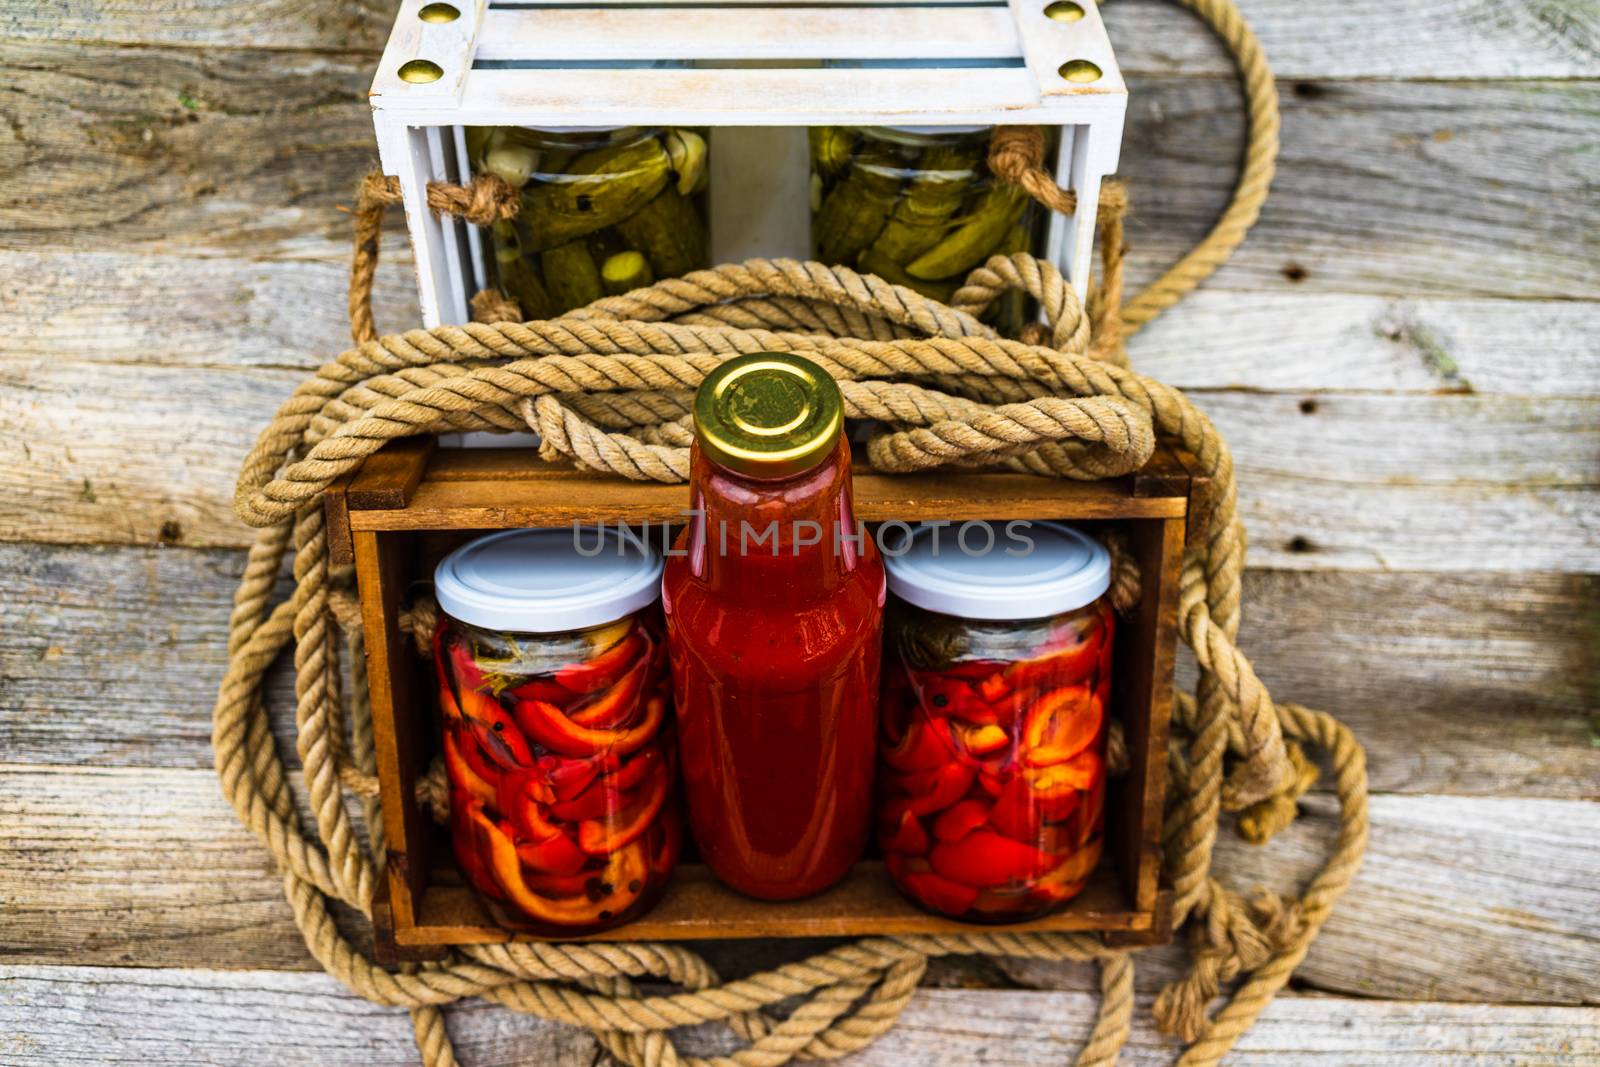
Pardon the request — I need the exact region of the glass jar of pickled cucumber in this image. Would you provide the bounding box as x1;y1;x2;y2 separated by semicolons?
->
470;125;710;315
809;125;1049;333
431;528;681;936
876;521;1113;923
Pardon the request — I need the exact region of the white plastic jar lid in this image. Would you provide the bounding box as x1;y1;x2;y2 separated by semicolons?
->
883;521;1110;621
434;528;663;634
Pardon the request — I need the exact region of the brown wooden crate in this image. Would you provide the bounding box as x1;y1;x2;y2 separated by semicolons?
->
343;444;1184;950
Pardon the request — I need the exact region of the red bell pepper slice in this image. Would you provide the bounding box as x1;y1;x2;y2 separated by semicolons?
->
443;730;497;807
911;672;998;725
1028;748;1103;797
1004;629;1102;691
882;716;955;773
1038;836;1103;890
537;753;613;804
506;781;567;843
880;809;930;855
513;827;588;876
577;758;669;855
433;629;464;723
549;747;665;821
929;829;1054;888
506;675;575;706
568;658;649;729
881;762;975;822
1070;782;1105;847
651;805;681;876
903;871;981;915
449;793;506;900
458;685;536;767
932;798;992;843
956;722;1010;757
555;629;645;694
976;671;1010;703
512;694;665;758
474;808;618;924
1021;685;1102;768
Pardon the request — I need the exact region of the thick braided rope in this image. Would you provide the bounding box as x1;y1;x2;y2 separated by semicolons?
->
215;250;1364;1067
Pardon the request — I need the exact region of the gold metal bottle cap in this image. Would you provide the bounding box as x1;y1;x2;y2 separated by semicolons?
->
693;353;843;479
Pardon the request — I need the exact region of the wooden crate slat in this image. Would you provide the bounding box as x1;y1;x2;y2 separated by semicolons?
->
478;7;1021;62
403;861;1148;946
371;0;488;109
1008;0;1126;98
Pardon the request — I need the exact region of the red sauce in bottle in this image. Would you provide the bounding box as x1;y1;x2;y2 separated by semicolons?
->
663;354;884;899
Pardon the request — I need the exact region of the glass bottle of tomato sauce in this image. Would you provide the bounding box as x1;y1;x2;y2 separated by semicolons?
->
663;353;885;899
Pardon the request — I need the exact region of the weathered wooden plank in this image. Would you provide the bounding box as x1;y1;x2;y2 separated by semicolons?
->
1004;793;1600;1006
2;967;1597;1066
6;0;1596;80
4;765;1596;1004
0;41;382;257
0;766;333;970
5;357;1596;572
4;542;1595;797
0;247;419;368
11;252;1598;401
1129;291;1600;397
1120;77;1599;301
2;44;1593;305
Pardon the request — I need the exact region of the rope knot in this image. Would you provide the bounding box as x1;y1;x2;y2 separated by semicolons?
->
1233;740;1320;843
426;172;520;227
1153;882;1307;1042
987;126;1077;216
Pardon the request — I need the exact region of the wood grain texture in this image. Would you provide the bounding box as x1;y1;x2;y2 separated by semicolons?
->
1130;291;1600;397
8;253;1599;399
0;246;419;368
2;967;1597;1066
1006;793;1600;1006
4;765;1596;1004
0;41;383;257
1120;77;1600;301
5;355;1595;573
6;0;1596;80
1;51;1593;305
4;542;1594;796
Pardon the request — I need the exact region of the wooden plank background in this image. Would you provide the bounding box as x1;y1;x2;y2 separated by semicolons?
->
1;0;1597;1062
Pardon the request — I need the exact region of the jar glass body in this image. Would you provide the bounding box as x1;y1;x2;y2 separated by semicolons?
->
808;125;1050;335
433;608;680;935
877;594;1113;922
662;439;886;899
470;125;710;315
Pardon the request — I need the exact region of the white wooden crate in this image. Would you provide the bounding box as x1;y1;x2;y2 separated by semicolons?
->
370;0;1127;327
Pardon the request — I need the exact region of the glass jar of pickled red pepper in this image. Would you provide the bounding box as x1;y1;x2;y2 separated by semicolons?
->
809;124;1047;334
469;124;709;316
877;521;1113;923
431;528;680;935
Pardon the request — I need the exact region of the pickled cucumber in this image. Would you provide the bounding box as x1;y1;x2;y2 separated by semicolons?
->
905;184;1028;281
813;142;904;265
866;143;979;265
518;138;672;252
664;129;707;197
858;247;959;305
542;240;604;312
809;126;856;182
615;187;707;280
602;251;654;295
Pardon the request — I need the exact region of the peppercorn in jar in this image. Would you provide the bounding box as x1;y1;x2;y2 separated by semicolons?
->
876;521;1113;922
431;528;680;935
469;125;709;315
809;125;1050;334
